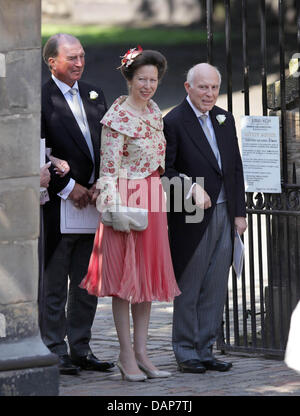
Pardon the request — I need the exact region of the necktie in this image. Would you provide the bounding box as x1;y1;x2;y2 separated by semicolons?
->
199;114;226;203
69;88;95;182
199;114;221;169
70;87;87;128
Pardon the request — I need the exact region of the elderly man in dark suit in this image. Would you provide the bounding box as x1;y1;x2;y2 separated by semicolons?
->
41;33;114;375
163;63;247;374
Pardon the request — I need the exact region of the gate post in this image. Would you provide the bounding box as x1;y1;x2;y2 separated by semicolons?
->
0;0;59;395
268;58;300;183
265;59;300;349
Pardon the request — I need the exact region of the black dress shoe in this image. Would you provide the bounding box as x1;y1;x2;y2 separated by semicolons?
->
59;354;81;375
178;359;206;373
71;352;115;372
202;358;233;372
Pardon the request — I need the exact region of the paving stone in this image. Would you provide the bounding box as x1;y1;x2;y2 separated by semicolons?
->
58;298;300;398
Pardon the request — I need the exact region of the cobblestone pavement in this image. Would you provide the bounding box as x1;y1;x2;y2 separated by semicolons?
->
58;86;298;401
59;298;300;398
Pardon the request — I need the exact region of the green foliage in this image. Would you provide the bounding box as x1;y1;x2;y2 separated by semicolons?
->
42;24;223;46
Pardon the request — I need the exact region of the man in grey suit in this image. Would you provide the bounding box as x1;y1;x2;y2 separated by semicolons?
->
163;63;247;373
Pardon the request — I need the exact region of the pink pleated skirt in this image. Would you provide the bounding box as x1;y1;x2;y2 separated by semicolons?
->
80;170;181;304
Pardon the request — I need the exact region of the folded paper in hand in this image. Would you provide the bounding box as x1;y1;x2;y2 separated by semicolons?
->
101;206;148;231
60;199;100;233
233;230;244;278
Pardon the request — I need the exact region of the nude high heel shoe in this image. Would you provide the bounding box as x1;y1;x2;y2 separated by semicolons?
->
116;360;147;382
136;360;171;379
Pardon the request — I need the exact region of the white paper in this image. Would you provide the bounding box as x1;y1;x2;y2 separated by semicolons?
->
0;53;6;78
46;147;52;158
241;116;281;193
0;313;6;338
40;189;50;205
285;301;300;373
60;199;100;233
40;138;50;204
40;138;46;167
233;230;244;279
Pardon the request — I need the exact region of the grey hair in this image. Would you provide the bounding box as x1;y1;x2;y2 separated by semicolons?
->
186;63;222;87
43;33;81;70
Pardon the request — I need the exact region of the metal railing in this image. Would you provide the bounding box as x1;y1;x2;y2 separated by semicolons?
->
221;185;300;357
205;0;300;356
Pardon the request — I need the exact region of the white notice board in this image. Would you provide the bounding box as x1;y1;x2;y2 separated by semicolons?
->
241;116;281;193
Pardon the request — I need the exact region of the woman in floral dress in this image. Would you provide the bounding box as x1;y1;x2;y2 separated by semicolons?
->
80;47;180;381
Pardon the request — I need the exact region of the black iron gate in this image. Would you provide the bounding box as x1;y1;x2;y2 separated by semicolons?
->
205;0;300;357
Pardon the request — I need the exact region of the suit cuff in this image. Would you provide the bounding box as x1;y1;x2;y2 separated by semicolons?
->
57;178;75;200
185;182;196;200
179;173;195;200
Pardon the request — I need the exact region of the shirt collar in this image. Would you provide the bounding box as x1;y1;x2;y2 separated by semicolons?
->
51;74;79;96
186;95;209;119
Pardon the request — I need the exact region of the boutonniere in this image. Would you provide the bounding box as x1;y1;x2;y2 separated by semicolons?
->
216;114;226;125
89;90;98;100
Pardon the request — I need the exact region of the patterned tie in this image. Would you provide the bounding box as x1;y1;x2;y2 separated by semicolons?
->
69;87;95;182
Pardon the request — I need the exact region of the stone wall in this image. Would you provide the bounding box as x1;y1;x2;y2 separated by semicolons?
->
42;0;202;26
283;109;300;183
268;59;300;184
267;109;300;183
0;0;58;396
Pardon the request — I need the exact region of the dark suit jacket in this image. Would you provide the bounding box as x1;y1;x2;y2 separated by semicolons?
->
163;99;246;279
41;78;107;265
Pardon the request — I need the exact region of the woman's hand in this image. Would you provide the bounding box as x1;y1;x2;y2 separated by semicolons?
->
49;155;70;177
88;183;100;206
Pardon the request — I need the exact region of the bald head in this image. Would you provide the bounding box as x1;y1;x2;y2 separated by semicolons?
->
184;63;221;113
186;63;221;88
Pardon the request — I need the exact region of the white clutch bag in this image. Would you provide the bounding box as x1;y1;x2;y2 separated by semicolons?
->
101;206;148;231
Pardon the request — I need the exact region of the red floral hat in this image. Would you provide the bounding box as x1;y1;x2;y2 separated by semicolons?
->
118;45;143;68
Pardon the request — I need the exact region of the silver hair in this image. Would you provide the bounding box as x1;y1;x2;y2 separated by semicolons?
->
186;63;222;87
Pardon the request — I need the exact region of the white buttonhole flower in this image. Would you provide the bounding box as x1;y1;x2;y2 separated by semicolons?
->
216;114;226;125
89;90;99;100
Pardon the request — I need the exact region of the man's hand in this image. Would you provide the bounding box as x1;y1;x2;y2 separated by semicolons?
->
68;183;91;209
192;183;212;209
88;183;100;206
235;216;247;235
40;162;51;188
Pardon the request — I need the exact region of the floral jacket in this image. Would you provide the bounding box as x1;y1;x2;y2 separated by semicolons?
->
96;95;166;211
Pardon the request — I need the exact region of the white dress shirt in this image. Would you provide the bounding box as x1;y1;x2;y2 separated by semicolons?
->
51;75;87;199
186;95;214;137
184;96;226;203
